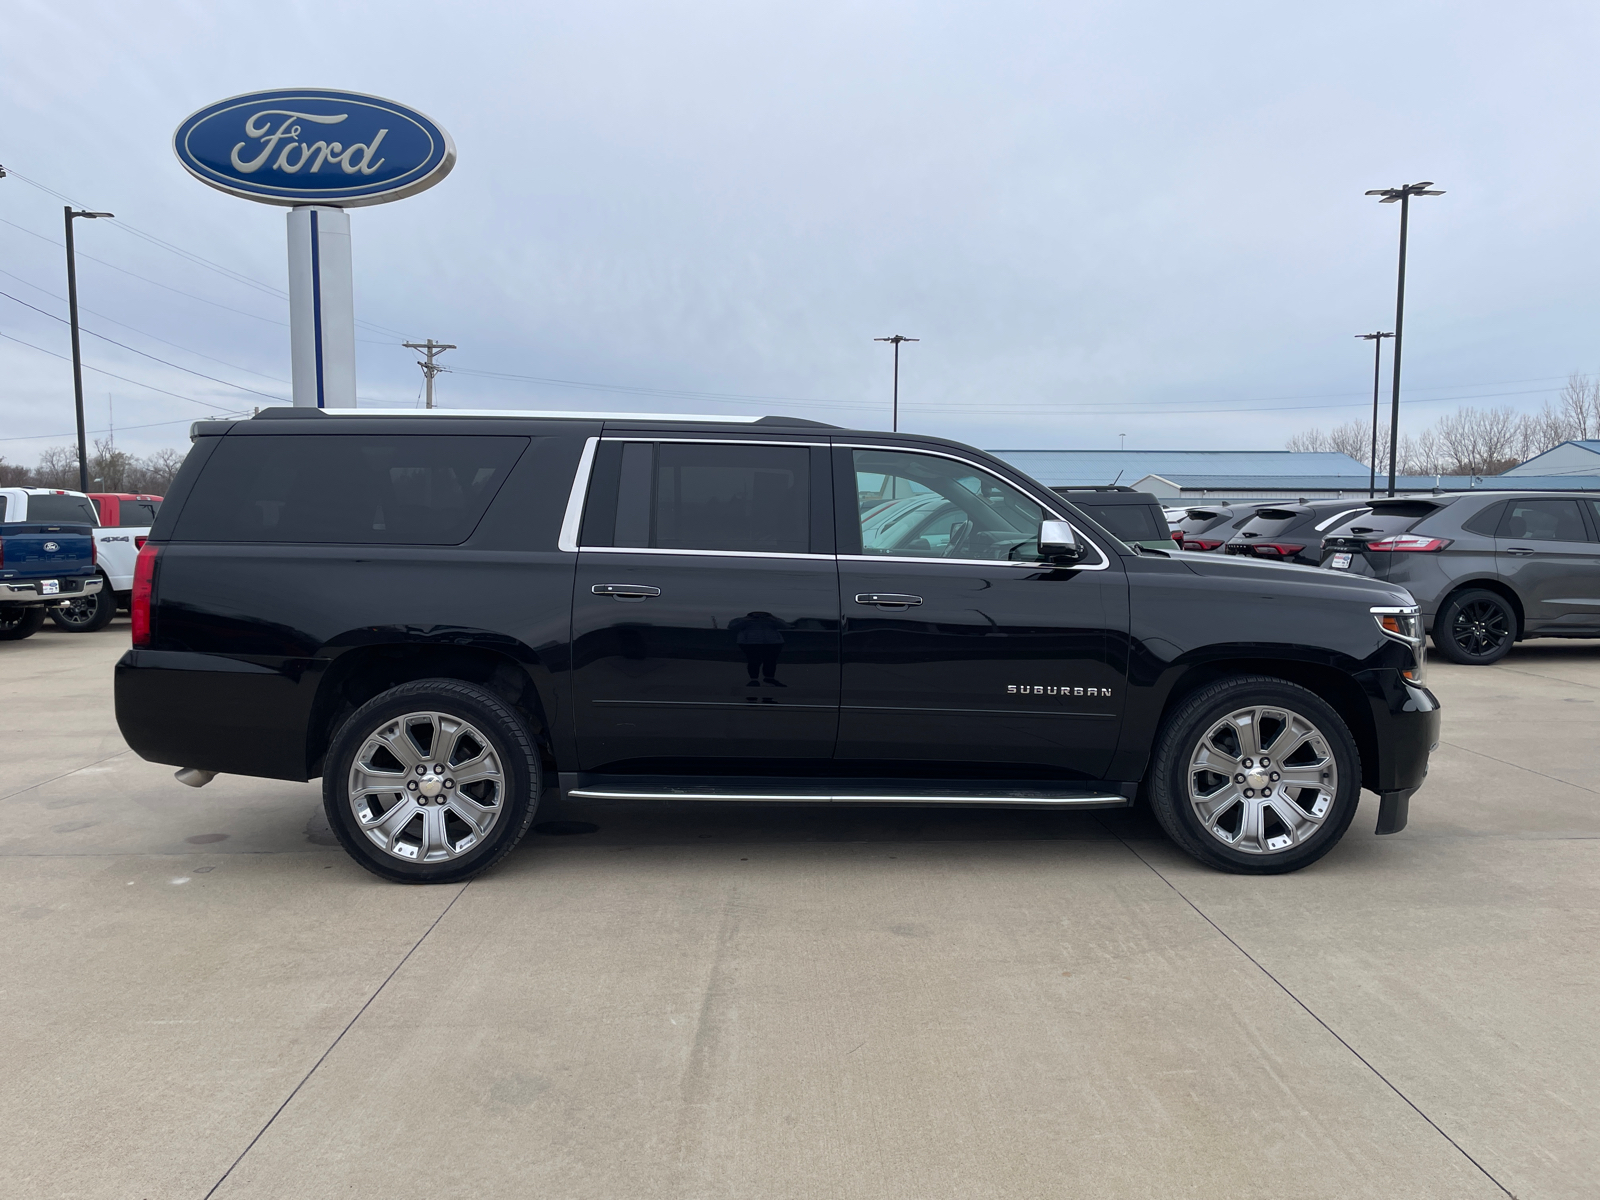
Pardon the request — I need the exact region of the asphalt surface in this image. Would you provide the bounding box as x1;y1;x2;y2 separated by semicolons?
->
4;618;1598;1198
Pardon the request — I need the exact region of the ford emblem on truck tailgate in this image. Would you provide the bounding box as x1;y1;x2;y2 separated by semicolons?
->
42;542;59;552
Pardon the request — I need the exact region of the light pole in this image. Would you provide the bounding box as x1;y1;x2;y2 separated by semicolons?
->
1364;182;1443;496
64;206;114;492
873;334;918;432
1355;331;1393;499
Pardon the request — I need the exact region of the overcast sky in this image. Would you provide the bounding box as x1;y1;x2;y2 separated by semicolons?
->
3;0;1598;463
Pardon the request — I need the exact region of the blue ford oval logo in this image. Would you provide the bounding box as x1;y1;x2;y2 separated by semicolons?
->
42;541;59;552
173;89;455;207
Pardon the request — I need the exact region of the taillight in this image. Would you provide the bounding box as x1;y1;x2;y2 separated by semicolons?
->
135;535;147;550
1187;538;1223;551
1170;530;1184;545
131;543;160;648
1253;543;1306;557
1366;535;1451;552
91;536;98;566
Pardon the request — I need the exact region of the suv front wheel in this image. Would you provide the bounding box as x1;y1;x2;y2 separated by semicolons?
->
323;679;542;884
1147;677;1361;874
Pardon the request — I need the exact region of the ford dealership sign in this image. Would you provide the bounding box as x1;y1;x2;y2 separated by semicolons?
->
173;89;455;207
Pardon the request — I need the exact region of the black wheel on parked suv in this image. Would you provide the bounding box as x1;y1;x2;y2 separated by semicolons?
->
0;607;48;641
322;679;542;884
1147;677;1362;874
1432;589;1516;665
48;580;117;632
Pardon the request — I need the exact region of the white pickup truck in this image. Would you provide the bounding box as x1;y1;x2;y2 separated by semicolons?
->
0;488;160;632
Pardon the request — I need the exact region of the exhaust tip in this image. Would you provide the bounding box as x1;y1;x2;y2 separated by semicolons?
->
174;768;217;789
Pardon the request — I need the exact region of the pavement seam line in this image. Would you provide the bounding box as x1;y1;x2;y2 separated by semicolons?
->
1487;664;1600;692
0;748;132;804
1104;825;1515;1199
201;881;471;1199
1440;738;1599;795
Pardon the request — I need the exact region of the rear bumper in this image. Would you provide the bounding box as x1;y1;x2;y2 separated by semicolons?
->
114;649;317;781
0;575;102;605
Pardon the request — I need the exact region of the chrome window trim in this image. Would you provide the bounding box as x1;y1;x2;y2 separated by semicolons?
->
601;436;830;448
557;436;600;553
842;443;1111;571
580;546;833;561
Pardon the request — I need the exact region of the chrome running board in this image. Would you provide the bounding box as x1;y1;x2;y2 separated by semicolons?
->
564;784;1128;808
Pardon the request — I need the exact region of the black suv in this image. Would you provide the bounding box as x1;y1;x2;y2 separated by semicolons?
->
115;409;1439;882
1050;486;1178;551
1319;491;1600;664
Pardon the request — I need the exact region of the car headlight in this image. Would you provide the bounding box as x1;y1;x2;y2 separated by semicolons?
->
1371;605;1426;684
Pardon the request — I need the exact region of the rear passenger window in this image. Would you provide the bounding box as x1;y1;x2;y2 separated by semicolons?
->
1460;501;1507;536
1497;499;1591;542
171;435;528;544
119;501;160;527
593;441;812;554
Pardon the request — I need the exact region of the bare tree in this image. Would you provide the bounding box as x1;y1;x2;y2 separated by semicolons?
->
32;446;81;489
127;448;185;495
0;457;31;487
88;438;135;493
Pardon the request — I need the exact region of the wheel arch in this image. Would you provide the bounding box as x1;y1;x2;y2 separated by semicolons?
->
1432;578;1525;639
1149;659;1380;795
307;642;558;780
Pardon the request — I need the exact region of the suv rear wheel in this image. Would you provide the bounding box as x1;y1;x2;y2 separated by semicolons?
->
1432;589;1516;665
49;579;117;632
1147;677;1361;874
323;679;541;884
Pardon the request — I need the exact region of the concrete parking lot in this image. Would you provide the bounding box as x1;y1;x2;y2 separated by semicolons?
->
3;621;1598;1199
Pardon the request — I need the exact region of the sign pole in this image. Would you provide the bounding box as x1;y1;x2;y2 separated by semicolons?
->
287;206;356;407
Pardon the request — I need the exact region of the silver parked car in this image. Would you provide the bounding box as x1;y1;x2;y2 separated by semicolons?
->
1170;503;1274;552
1319;491;1600;664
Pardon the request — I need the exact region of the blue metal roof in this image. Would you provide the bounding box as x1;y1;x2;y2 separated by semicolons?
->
988;449;1369;487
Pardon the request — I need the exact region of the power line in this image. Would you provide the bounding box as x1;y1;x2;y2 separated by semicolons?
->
0;289;288;402
0;268;292;385
2;167;414;340
0;414;237;445
0;328;238;410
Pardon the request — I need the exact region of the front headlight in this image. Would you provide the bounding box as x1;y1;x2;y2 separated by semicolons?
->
1372;605;1426;684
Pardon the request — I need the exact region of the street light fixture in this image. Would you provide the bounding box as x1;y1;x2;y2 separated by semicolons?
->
1364;182;1444;496
873;334;918;432
1355;331;1393;499
64;206;114;493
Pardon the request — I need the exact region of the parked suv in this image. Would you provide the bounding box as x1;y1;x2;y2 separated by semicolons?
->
1171;503;1271;552
115;408;1438;882
1319;491;1600;664
1049;486;1179;551
1226;500;1374;566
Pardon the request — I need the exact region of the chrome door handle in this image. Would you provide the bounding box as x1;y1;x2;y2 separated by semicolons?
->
855;593;923;608
1505;547;1536;556
592;583;661;602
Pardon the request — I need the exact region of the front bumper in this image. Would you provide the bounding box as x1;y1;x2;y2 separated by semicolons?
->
1355;666;1441;835
0;575;102;605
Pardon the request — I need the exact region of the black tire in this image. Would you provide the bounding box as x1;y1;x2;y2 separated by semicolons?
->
1147;676;1362;875
0;606;48;641
1432;589;1516;665
322;679;542;884
48;580;117;632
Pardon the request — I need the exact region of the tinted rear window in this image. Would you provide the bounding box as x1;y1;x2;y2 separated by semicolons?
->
1175;509;1229;535
172;435;528;544
1234;509;1306;539
1327;507;1424;538
1078;502;1165;542
25;495;98;524
119;499;161;527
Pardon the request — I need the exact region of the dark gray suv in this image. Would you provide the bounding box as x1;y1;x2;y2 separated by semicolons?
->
1319;492;1600;664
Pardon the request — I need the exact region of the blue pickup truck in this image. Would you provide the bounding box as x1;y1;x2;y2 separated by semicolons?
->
0;488;105;641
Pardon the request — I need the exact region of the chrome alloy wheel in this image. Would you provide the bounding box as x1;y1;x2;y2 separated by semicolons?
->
347;711;505;863
1186;705;1338;855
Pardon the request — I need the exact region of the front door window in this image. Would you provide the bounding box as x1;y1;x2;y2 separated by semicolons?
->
853;449;1045;562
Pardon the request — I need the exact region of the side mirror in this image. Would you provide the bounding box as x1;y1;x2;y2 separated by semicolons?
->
1039;519;1085;563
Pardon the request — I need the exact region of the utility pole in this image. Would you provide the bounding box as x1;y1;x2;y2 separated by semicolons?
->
64;206;114;492
402;338;456;408
1364;182;1444;496
873;334;918;432
1355;332;1393;499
